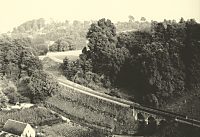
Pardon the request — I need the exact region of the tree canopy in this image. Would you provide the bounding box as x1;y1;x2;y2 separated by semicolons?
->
0;36;42;80
61;18;200;107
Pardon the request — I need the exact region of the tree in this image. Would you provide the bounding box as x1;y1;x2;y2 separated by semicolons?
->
0;36;42;80
128;15;135;23
22;55;43;76
179;17;185;23
83;18;131;86
61;57;70;79
49;37;76;52
183;20;200;89
86;18;117;77
141;17;146;22
28;70;60;102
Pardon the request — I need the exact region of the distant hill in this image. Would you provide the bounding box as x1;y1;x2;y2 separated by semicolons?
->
9;18;151;55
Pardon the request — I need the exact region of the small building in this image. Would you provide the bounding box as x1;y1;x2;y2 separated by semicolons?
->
0;119;35;137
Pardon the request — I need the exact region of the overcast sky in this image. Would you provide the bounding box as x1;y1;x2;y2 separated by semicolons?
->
0;0;199;33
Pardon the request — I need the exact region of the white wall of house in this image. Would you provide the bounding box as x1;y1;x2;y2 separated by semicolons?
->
21;124;35;137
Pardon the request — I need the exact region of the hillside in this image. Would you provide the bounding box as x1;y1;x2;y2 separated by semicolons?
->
9;18;151;56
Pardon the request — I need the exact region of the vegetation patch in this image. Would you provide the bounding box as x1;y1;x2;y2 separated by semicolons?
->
0;106;62;128
41;122;107;137
45;86;137;134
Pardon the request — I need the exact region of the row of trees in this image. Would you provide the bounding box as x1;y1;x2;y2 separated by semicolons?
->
116;16;151;32
61;18;200;107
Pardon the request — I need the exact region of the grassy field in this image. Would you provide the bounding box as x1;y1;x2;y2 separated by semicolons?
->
53;55;79;61
45;85;137;134
0;106;62;128
40;50;82;62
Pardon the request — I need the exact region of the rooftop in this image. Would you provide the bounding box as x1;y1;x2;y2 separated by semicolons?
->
3;119;28;136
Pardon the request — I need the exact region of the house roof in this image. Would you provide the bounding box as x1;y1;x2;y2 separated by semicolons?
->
2;119;28;136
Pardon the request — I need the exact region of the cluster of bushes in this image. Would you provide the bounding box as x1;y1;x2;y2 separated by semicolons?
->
49;36;84;52
31;36;48;55
60;57;110;90
0;88;9;108
1;80;30;104
60;18;200;108
0;71;60;106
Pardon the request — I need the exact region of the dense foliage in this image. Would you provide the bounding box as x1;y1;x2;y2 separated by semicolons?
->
49;37;76;52
61;18;200;107
0;35;42;80
28;70;60;102
11;19;89;54
0;35;59;103
10;17;152;55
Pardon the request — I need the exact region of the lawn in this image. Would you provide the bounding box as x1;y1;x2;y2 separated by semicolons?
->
46;50;82;61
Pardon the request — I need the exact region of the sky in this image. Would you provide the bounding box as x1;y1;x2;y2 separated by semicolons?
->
0;0;199;33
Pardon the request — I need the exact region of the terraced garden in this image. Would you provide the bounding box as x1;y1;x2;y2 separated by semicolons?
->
45;85;137;134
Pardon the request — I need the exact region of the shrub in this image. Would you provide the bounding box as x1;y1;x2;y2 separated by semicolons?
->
2;82;17;96
0;91;9;108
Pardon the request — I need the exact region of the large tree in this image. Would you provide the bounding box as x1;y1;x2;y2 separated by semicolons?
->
85;18;128;84
0;36;42;80
28;70;60;102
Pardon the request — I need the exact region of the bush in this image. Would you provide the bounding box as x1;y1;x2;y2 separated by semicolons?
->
7;92;19;104
2;82;17;96
17;76;31;100
108;90;121;98
0;91;9;108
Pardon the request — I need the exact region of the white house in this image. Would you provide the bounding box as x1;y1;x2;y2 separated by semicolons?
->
1;119;35;137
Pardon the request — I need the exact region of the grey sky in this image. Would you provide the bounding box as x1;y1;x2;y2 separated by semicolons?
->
0;0;199;33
